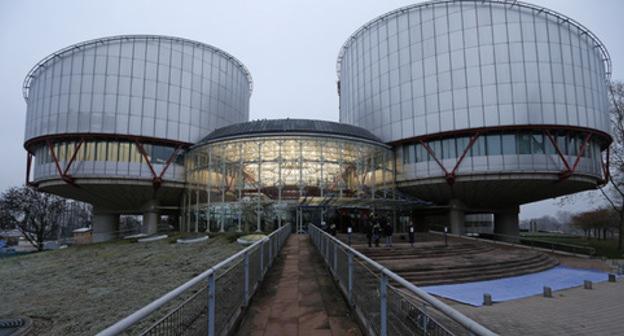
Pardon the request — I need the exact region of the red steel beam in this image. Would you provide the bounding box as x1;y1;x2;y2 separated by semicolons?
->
569;133;593;173
134;141;158;179
47;140;64;178
449;132;481;179
157;145;183;180
62;138;84;176
392;124;611;149
418;139;449;177
544;130;572;172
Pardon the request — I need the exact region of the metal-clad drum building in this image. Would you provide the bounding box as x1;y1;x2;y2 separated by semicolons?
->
337;0;612;234
23;35;252;239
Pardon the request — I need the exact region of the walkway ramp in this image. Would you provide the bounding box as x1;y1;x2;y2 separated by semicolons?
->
235;235;362;336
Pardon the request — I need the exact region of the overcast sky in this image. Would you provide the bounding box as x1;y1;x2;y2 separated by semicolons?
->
1;0;622;219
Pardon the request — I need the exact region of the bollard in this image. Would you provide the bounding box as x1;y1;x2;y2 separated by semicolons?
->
543;286;552;298
608;273;616;282
584;280;592;289
444;227;448;247
483;293;492;306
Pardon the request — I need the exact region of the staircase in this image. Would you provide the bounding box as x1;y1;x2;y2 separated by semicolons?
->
355;241;559;286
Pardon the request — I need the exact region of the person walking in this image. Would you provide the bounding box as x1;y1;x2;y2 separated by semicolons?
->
408;219;415;248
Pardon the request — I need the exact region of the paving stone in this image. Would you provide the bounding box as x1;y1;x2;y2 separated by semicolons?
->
235;235;362;336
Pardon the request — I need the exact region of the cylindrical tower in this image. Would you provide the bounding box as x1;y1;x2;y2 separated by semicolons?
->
337;0;612;234
23;35;252;239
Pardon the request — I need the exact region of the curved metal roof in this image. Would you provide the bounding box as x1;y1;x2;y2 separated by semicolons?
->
196;119;385;145
23;34;253;101
336;0;611;81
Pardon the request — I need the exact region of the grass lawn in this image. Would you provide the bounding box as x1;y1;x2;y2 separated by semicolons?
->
521;233;623;259
0;234;242;335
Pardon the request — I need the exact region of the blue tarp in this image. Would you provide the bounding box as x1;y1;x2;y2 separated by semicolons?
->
422;266;613;307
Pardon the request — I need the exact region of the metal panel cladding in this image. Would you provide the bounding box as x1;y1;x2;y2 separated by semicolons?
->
23;35;253;145
337;0;611;143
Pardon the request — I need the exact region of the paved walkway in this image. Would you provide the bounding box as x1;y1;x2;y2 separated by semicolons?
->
235;235;362;336
453;279;624;335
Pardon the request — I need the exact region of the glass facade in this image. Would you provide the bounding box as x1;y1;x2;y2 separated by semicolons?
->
183;135;392;232
24;35;252;145
32;140;185;182
25;35;252;185
337;0;610;143
396;129;604;181
34;141;183;165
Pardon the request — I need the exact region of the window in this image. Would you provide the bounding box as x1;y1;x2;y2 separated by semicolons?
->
470;137;486;157
96;141;107;161
517;134;532;154
442;138;456;159
402;146;411;164
486;134;502;156
531;134;545;154
502;134;516;155
107;142;119;162
152;145;175;164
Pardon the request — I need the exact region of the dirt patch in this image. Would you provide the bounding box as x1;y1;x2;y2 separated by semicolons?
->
0;235;242;335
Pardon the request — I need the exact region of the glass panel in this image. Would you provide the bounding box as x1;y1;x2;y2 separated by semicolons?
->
531;134;545;154
119;143;130;162
96;142;107;161
442;138;456;159
151;145;175;164
107;142;119;162
517;134;532;154
486;134;501;156
502;134;516;155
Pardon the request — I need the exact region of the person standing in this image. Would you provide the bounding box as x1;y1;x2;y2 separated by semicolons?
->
384;217;393;248
373;221;382;247
408;219;415;248
364;216;373;248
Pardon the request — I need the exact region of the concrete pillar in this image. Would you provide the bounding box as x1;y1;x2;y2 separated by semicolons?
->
142;200;160;235
92;211;119;243
494;206;520;236
448;199;466;235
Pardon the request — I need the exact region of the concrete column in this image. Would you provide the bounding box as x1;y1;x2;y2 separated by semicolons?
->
448;199;465;235
142;200;160;235
92;211;119;243
494;206;520;236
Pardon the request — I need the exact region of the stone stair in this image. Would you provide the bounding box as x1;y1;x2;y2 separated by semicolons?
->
354;241;559;286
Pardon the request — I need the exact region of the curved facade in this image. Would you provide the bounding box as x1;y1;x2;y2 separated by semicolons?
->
338;0;611;142
183;119;392;232
23;35;252;238
337;0;612;233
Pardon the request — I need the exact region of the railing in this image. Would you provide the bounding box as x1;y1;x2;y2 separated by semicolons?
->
309;225;497;336
477;233;596;256
96;223;291;336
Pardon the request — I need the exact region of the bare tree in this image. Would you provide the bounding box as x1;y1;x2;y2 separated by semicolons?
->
599;81;624;252
0;186;67;251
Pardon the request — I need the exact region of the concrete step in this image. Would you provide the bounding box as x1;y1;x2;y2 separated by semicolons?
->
388;253;551;273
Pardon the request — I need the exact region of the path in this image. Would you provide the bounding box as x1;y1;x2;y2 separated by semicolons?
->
235;235;362;336
453;279;624;335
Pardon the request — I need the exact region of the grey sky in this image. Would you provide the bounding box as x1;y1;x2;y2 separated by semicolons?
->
1;0;622;219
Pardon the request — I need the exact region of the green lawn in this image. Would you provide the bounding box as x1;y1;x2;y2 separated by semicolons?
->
521;233;623;259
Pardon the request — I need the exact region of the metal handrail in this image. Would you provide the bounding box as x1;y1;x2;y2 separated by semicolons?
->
96;224;291;336
310;225;497;336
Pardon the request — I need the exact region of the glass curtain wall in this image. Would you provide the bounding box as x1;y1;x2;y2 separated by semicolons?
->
183;135;392;232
